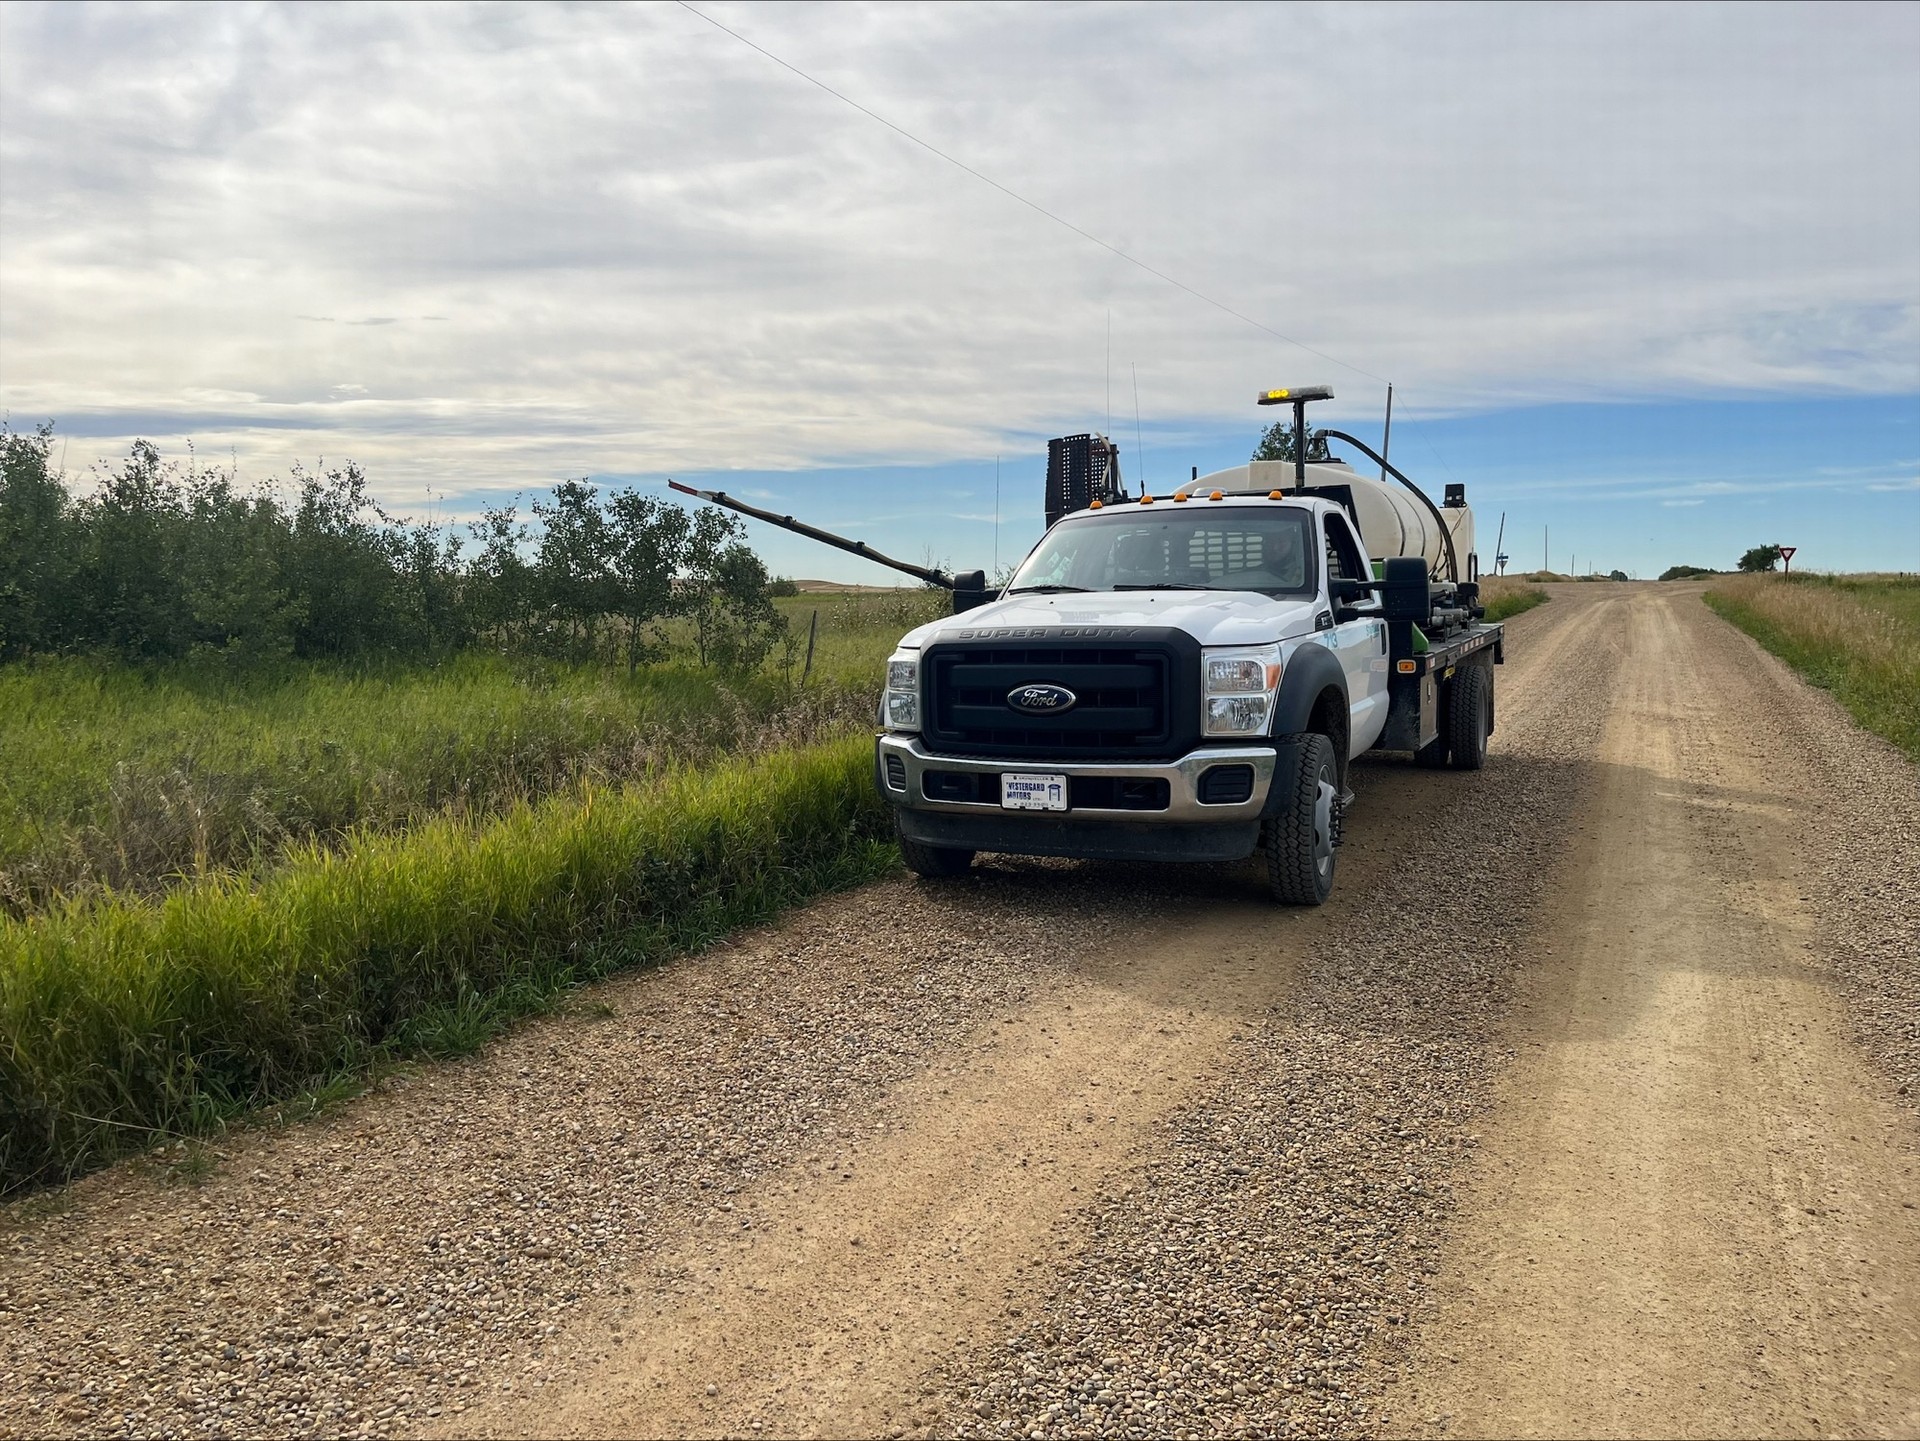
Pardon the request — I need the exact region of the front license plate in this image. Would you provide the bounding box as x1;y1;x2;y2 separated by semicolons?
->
1001;772;1069;811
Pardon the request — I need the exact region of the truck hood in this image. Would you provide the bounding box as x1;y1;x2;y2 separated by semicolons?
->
899;590;1319;649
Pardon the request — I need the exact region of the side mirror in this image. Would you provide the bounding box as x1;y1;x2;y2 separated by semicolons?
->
1329;578;1375;604
1380;556;1431;623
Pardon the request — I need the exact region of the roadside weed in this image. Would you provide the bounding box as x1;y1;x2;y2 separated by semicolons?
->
1706;573;1920;761
0;738;895;1192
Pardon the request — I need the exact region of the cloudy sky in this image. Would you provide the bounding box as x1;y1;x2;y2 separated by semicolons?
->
2;1;1916;578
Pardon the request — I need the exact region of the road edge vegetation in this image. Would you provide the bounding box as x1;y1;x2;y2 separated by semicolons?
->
0;738;894;1193
1705;574;1920;763
1481;580;1548;623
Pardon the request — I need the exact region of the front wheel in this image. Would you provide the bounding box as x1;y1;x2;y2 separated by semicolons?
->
1264;733;1340;906
897;823;975;879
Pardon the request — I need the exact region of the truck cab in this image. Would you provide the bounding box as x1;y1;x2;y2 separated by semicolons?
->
874;487;1491;903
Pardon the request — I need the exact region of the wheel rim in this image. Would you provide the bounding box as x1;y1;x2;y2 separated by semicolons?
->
1313;769;1336;879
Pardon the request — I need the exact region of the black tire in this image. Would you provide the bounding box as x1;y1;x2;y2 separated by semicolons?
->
1264;732;1340;906
897;823;975;878
1447;663;1492;771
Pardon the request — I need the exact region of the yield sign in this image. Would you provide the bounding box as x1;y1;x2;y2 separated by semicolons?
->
1779;545;1797;575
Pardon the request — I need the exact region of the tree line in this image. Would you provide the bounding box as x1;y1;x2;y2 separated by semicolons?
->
0;424;786;671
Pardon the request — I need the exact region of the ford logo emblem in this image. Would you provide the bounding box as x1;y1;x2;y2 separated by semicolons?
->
1008;683;1077;715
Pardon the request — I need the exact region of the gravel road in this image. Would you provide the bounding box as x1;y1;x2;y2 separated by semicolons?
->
2;583;1915;1440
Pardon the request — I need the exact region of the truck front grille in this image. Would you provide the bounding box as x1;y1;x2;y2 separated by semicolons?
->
922;634;1199;759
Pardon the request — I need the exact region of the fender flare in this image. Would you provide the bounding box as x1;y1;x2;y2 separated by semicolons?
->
1271;640;1348;739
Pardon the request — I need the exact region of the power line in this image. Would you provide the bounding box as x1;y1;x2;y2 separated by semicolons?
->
674;1;1392;388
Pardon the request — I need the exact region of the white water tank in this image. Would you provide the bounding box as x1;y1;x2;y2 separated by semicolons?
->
1193;459;1474;579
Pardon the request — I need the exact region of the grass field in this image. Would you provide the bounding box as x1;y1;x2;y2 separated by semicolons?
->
1480;576;1549;622
0;590;944;913
1705;573;1920;762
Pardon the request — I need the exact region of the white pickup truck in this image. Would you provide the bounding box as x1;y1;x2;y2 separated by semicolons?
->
873;465;1503;904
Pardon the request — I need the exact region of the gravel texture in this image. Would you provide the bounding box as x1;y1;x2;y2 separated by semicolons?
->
1784;642;1920;1111
931;600;1620;1439
0;868;1152;1439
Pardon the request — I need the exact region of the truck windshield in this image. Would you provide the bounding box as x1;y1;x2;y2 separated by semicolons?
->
1008;508;1315;597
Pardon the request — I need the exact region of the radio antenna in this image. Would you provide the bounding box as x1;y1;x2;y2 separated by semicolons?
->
1379;383;1394;482
1132;363;1146;490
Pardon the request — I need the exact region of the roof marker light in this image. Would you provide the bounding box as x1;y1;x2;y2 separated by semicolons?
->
1209;490;1224;501
1089;499;1102;509
1140;494;1154;505
1268;490;1285;500
1173;492;1189;503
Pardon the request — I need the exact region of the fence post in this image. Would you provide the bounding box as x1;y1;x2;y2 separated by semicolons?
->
801;608;818;685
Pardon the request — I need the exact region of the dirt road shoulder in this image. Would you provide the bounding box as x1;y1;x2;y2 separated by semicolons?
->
1399;587;1920;1439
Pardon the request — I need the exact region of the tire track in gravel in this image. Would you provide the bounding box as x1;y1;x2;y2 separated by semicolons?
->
1399;587;1920;1440
433;728;1485;1439
912;589;1620;1441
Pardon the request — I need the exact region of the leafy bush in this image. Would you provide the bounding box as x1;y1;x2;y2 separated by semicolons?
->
0;423;782;674
1250;422;1331;464
1659;564;1719;581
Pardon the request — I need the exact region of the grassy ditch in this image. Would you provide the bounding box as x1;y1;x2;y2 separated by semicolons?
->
0;737;894;1192
0;590;943;914
1705;573;1920;762
1480;577;1549;623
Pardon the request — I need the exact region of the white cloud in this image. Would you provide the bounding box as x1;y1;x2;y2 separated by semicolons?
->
2;1;1917;498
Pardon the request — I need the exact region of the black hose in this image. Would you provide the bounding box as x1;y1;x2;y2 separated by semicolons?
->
1316;430;1461;584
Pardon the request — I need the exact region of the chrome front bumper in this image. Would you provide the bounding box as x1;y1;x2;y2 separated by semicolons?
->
874;734;1277;823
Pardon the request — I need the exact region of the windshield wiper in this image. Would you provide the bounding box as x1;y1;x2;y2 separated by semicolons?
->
1006;584;1093;594
1112;582;1215;591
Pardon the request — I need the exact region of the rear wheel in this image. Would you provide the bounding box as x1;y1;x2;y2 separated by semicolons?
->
1265;733;1339;906
1447;663;1492;771
896;823;975;878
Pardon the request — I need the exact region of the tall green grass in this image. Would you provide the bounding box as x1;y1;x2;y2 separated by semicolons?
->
1;591;942;912
0;738;893;1191
1705;573;1920;762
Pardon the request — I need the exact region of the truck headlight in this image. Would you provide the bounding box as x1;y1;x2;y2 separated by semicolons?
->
1206;694;1273;734
884;653;920;732
1202;645;1282;736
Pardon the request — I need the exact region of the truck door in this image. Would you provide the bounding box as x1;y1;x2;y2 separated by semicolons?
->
1322;512;1390;757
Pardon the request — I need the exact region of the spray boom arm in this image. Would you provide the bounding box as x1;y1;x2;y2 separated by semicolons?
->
666;480;991;610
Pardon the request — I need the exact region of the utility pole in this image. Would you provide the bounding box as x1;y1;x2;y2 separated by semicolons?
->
1544;526;1549;574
